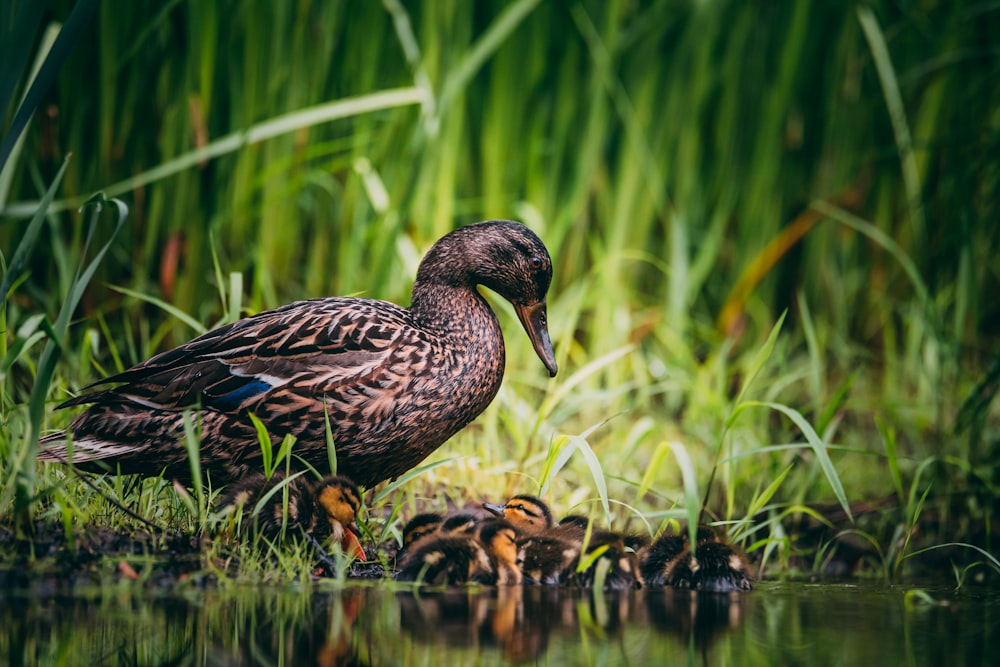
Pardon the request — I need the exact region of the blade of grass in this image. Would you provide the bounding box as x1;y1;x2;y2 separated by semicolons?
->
18;191;127;522
108;285;207;334
2;87;426;218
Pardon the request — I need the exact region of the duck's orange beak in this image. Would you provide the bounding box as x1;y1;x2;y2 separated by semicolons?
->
342;522;367;561
514;300;557;377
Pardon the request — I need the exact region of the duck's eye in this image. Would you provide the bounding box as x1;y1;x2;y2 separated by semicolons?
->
530;256;543;270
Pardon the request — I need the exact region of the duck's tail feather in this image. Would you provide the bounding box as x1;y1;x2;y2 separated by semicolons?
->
36;432;144;464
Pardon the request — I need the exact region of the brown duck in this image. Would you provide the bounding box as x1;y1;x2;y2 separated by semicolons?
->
39;220;558;488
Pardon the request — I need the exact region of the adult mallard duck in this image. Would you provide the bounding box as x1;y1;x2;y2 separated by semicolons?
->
39;220;558;488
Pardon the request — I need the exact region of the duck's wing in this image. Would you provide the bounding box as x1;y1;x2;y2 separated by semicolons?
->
59;297;415;413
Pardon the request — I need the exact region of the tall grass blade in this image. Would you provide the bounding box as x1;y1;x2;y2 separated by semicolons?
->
0;0;98;171
2;87;426;218
17;191;127;520
857;6;925;240
248;412;274;479
108;285;206;335
0;23;59;208
437;0;542;117
0;156;70;311
181;411;204;526
740;400;852;521
729;311;787;410
667;441;701;547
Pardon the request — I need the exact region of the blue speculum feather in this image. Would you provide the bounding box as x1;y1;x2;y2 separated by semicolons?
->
203;379;273;410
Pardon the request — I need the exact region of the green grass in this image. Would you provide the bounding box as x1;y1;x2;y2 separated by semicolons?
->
1;1;998;583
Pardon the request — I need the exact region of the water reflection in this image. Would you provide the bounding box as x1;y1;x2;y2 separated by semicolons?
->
398;585;751;663
2;581;996;665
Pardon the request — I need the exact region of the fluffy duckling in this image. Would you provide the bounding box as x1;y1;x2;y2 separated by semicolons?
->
641;526;754;592
669;540;754;592
395;512;444;562
219;473;366;561
395;518;520;585
439;511;481;535
484;494;641;589
394;511;481;563
484;494;576;585
311;476;367;561
483;494;555;533
563;526;643;590
476;519;522;585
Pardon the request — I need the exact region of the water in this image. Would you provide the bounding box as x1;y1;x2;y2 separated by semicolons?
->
2;581;997;666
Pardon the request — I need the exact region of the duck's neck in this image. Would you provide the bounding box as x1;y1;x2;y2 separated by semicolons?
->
410;281;502;343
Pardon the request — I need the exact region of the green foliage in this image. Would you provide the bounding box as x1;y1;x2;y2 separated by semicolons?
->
0;1;997;581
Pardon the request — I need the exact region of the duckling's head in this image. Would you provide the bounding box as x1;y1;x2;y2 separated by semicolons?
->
401;512;443;549
476;519;521;570
314;476;362;528
440;512;481;535
483;494;554;532
313;475;366;560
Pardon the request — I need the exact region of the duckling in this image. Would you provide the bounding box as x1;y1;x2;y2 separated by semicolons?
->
394;510;482;564
560;514;651;561
484;494;641;589
561;526;643;590
484;494;576;585
219;473;366;561
641;526;754;591
311;475;367;561
396;512;444;561
640;527;711;587
475;519;522;585
39;220;558;489
439;511;481;535
669;540;755;592
483;494;555;533
394;518;521;585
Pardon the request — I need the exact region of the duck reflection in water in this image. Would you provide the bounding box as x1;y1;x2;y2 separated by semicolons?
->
397;586;562;663
397;585;752;663
644;587;755;652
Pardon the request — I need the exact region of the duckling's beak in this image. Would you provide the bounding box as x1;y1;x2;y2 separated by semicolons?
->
482;502;506;516
514;300;558;377
342;521;367;561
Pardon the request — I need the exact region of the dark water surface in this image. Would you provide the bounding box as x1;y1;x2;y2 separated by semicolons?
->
2;581;997;666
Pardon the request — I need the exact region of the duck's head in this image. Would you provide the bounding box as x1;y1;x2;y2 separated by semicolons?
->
415;220;558;377
313;475;366;560
483;494;554;532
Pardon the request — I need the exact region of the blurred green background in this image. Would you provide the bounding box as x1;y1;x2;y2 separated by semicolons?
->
2;0;998;569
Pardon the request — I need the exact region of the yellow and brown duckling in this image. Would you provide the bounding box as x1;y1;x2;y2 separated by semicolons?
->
395;518;521;585
641;526;754;592
394;510;481;564
219;473;366;561
484;494;642;590
38;220;558;489
396;512;444;561
484;494;575;585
